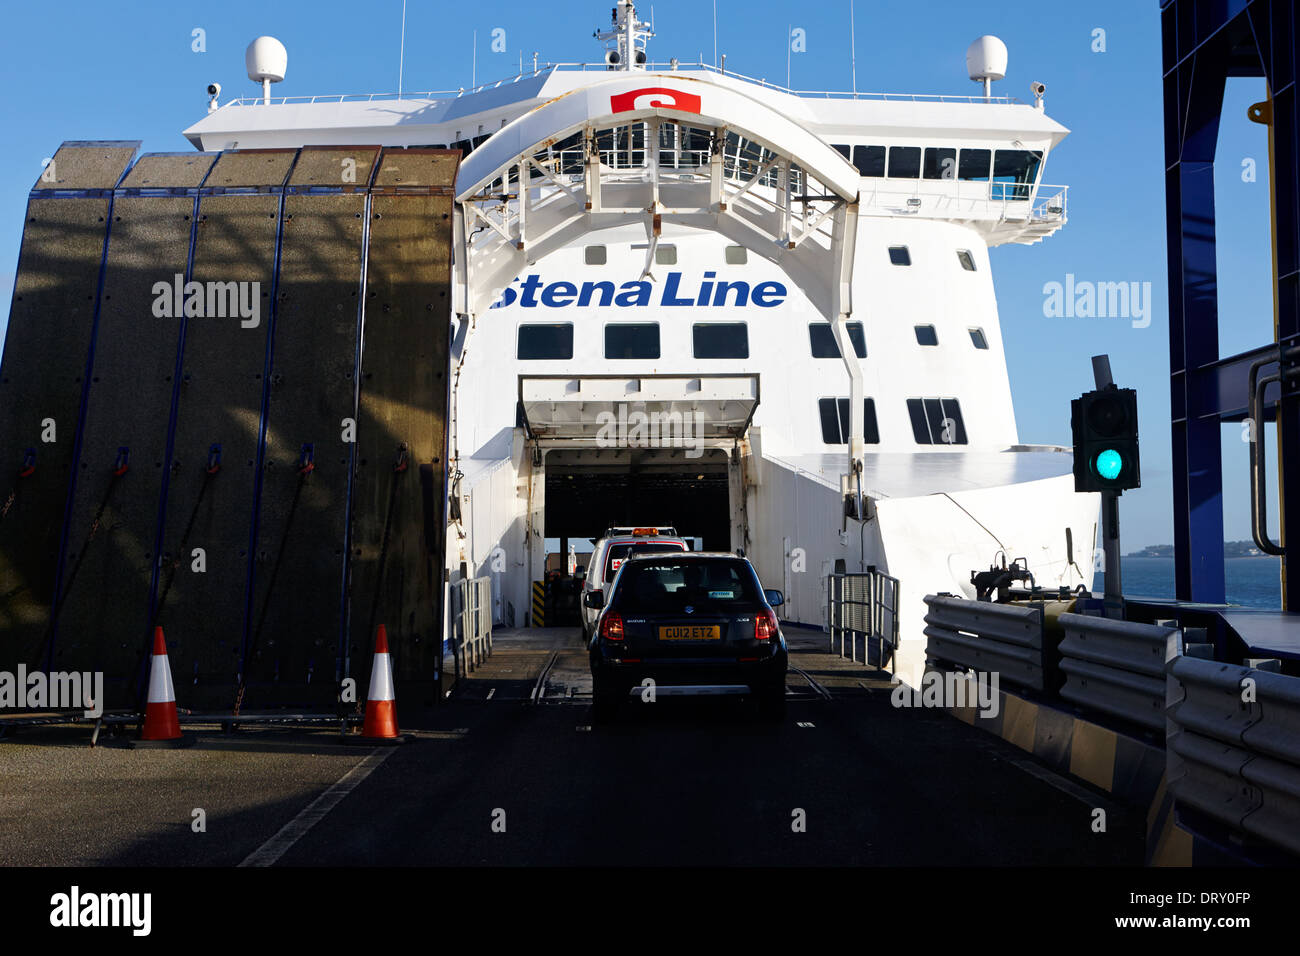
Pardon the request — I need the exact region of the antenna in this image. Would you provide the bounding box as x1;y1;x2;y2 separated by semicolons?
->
245;36;287;105
966;35;1008;101
398;0;406;99
473;29;477;89
787;23;791;89
713;0;718;66
849;1;857;97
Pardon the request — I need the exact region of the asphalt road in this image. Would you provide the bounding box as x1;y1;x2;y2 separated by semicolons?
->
0;628;1144;866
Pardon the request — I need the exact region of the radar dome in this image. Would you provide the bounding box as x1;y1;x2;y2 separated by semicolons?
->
965;35;1008;82
245;36;288;83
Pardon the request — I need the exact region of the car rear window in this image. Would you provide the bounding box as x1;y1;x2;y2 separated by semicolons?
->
604;541;685;580
614;559;762;611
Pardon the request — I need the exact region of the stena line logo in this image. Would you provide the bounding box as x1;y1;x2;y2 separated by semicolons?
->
610;87;702;114
490;272;788;309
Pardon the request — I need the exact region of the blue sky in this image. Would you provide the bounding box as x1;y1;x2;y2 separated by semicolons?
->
0;0;1278;549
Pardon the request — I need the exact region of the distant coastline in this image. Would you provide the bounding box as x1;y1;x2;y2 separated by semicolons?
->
1126;541;1274;559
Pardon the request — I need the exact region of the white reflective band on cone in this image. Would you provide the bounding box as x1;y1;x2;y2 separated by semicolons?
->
148;652;176;703
367;652;395;702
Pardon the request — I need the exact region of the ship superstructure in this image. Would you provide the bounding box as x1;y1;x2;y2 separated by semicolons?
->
184;2;1096;685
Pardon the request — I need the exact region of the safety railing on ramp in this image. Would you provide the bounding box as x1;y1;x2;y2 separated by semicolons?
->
1167;655;1300;858
923;594;1047;692
453;576;494;677
1058;613;1180;732
826;570;899;674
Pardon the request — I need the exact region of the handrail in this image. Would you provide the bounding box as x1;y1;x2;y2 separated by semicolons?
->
219;61;1027;108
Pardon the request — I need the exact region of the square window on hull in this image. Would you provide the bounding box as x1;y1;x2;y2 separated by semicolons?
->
605;323;660;360
808;322;866;358
693;323;749;359
518;323;574;360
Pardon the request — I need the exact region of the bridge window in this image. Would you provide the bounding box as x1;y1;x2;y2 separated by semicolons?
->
818;398;881;445
833;143;851;161
605;323;660;360
656;245;678;265
914;324;938;346
923;147;956;180
888;246;911;266
957;249;976;271
907;398;968;445
853;145;886;177
969;328;989;349
725;245;748;265
585;245;607;265
808;322;866;358
887;146;921;179
992;149;1043;200
517;324;574;360
693;323;749;359
958;148;992;181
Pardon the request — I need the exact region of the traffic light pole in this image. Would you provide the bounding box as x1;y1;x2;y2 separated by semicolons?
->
1093;355;1124;619
1102;490;1123;619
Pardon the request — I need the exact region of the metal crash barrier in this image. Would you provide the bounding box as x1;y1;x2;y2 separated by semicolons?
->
827;570;900;673
1058;613;1180;732
454;576;493;676
1167;656;1300;857
923;594;1046;692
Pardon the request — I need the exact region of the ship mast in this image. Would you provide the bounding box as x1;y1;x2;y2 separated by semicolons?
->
595;0;653;70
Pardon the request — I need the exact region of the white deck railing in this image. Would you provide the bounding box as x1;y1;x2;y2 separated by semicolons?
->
221;61;1025;108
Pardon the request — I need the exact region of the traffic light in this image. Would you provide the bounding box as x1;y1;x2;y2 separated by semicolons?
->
1071;386;1140;493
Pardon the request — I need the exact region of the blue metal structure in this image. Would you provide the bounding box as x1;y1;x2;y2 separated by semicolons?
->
1162;0;1298;609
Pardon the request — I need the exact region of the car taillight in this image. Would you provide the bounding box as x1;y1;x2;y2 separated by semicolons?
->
755;608;778;641
600;613;625;641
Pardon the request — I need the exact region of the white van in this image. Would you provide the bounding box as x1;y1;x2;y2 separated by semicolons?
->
580;527;689;640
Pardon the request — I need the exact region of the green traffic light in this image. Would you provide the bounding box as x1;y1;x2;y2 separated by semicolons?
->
1095;448;1123;480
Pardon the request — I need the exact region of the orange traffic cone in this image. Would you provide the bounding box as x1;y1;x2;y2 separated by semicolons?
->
134;626;193;748
361;625;406;744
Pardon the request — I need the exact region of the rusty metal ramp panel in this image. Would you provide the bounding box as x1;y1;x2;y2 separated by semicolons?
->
154;189;278;710
0;141;138;671
53;191;196;706
242;188;366;709
32;140;139;192
347;147;458;709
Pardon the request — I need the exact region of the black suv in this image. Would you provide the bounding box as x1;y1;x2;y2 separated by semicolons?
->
585;552;788;720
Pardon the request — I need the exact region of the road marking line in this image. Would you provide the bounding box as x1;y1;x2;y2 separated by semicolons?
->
796;721;815;729
1010;758;1106;807
238;748;393;867
576;725;591;732
486;688;496;700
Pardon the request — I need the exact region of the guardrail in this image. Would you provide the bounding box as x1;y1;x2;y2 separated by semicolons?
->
1057;613;1180;732
222;61;1025;107
454;576;493;676
827;570;899;673
1167;655;1300;857
923;595;1046;691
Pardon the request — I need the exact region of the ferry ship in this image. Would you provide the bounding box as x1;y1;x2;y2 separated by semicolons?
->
182;1;1098;687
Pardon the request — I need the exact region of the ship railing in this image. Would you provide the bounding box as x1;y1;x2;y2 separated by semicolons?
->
826;569;900;674
221;61;1025;107
853;179;1067;223
453;575;494;677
